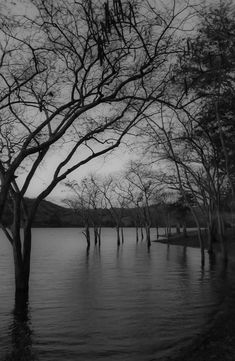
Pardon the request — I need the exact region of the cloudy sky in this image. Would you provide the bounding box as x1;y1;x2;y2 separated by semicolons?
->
0;0;203;204
17;141;136;203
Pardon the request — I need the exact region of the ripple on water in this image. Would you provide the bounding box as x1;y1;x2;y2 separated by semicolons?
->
0;228;231;361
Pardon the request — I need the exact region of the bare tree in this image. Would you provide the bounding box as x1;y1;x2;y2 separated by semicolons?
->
64;179;92;248
0;0;193;296
92;175;126;246
64;175;104;247
114;177;143;242
140;104;229;263
124;161;158;248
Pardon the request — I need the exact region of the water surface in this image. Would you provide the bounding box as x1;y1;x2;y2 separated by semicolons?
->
0;228;232;361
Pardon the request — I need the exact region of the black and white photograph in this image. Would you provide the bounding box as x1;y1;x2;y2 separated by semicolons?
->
0;0;235;360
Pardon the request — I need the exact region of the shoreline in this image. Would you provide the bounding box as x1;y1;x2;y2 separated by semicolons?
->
153;228;235;258
153;230;205;248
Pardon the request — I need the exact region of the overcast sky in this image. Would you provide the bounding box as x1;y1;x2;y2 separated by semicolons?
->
17;142;136;204
1;0;221;204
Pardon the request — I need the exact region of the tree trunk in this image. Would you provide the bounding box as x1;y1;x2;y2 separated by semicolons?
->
22;226;32;290
116;225;121;246
13;231;31;296
13;246;28;294
11;196;31;296
197;227;205;267
121;227;124;244
167;213;171;237
98;226;102;246
94;226;98;246
84;225;90;248
176;223;181;234
187;203;205;266
164;226;167;236
146;224;151;248
167;225;171;238
140;226;144;241
215;100;235;197
135;225;139;243
11;287;34;361
207;222;214;255
0;181;10;223
156;225;159;239
217;209;227;262
207;204;217;255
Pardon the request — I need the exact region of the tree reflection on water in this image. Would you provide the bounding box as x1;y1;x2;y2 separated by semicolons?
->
4;292;37;361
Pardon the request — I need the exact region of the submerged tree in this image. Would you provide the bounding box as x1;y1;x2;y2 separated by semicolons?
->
177;0;235;259
64;175;104;247
137;1;235;262
114;175;144;242
124;161;158;248
141;104;224;264
91;175;128;246
0;0;194;296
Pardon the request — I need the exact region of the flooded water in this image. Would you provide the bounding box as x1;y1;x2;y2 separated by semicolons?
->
0;228;234;361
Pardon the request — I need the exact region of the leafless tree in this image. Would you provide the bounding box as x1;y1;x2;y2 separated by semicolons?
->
92;175;126;246
0;0;193;295
114;177;143;242
64;180;92;248
64;175;104;247
124;161;159;248
140;105;229;263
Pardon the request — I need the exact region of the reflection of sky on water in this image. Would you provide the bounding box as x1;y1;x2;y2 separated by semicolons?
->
0;228;231;361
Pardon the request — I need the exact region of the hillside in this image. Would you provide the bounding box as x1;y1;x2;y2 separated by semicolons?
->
1;198;207;228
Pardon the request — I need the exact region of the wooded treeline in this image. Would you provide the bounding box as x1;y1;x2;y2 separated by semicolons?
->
1;197;199;228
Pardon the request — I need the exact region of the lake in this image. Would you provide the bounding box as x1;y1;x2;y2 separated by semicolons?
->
0;227;234;361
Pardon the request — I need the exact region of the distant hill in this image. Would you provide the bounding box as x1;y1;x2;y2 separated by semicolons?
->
2;198;202;228
30;199;79;227
2;198;114;227
2;199;77;227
